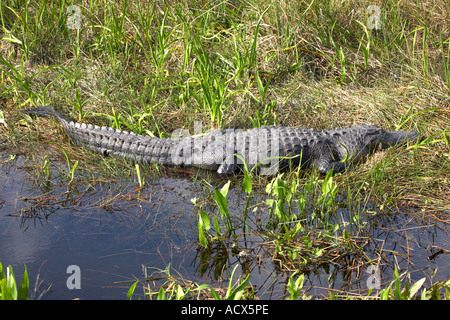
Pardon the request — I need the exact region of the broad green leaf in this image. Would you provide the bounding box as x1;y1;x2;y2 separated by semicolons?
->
213;215;221;235
198;216;207;248
157;287;166;300
226;265;250;300
242;171;252;194
214;189;229;218
393;267;402;300
321;170;334;194
226;265;238;298
18;266;29;300
1;279;12;300
227;274;250;300
6;266;17;300
220;180;231;197
409;277;426;299
0;262;4;281
127;280;138;300
175;285;185;300
200;210;211;231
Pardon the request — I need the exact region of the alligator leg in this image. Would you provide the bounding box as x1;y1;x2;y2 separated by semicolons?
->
217;162;238;175
317;157;350;174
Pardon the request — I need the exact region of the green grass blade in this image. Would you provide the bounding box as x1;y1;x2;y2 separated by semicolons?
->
127;280;138;300
18;265;29;300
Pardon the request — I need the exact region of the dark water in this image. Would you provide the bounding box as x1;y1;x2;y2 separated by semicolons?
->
0;155;202;299
0;154;448;299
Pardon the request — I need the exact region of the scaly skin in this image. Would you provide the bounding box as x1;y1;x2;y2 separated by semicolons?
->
21;106;420;175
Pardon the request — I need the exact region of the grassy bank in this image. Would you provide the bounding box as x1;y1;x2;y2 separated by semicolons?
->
0;0;449;299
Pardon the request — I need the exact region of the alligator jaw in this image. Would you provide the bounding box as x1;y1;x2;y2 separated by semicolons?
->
379;130;420;149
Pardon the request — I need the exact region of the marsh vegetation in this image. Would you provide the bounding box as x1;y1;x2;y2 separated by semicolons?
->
0;0;449;299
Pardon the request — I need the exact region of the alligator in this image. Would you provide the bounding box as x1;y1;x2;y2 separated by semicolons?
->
21;106;420;175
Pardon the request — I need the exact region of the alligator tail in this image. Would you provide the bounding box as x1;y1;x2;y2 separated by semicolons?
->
21;105;179;166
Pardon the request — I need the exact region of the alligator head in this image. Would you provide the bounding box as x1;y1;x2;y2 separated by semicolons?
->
332;125;420;166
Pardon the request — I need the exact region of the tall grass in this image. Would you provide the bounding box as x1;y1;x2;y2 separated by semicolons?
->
0;262;29;300
1;1;448;127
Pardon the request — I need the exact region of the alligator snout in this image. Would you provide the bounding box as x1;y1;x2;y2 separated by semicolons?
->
380;130;420;148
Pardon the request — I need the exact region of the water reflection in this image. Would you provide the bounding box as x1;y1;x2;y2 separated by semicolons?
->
0;154;448;299
0;155;201;299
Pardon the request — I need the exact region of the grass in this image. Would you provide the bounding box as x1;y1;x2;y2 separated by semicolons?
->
126;263;450;300
0;0;449;299
0;262;29;300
